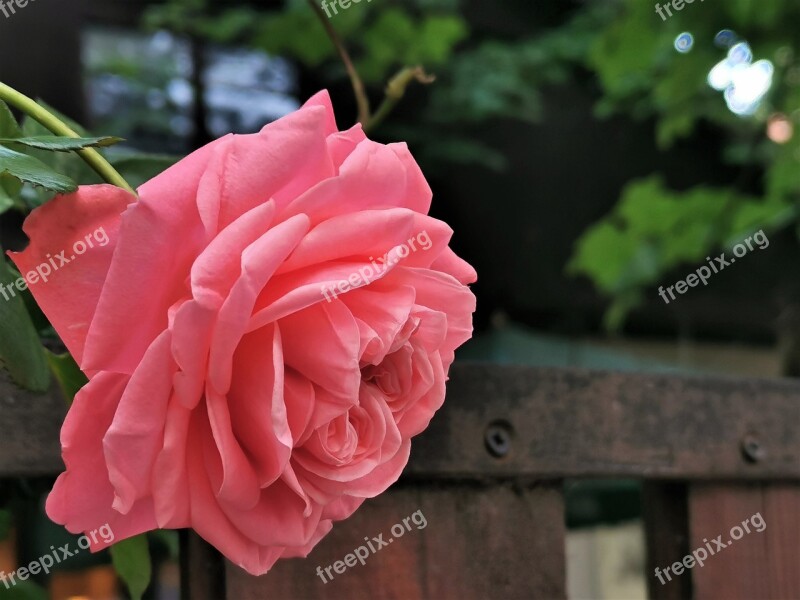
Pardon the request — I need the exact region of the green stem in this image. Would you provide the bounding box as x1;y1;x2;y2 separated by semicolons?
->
0;82;135;194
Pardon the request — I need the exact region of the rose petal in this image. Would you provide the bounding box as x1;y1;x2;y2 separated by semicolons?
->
205;387;262;512
81;136;226;373
8;185;133;364
207;213;310;394
277;140;413;226
187;410;283;575
152;396;193;528
191;200;276;309
279;300;360;402
228;323;292;486
224;479;325;548
200;106;335;232
103;331;176;515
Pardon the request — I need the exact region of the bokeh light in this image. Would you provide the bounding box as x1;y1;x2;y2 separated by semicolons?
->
707;39;774;117
767;114;793;143
714;29;738;49
729;42;754;65
674;32;694;54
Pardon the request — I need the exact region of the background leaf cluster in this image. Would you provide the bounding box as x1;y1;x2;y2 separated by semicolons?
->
560;0;800;327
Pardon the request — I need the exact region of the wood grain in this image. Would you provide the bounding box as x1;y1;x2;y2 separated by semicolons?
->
407;364;800;480
688;484;800;600
225;482;566;600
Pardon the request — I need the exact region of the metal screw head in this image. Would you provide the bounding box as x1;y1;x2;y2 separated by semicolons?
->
484;420;513;458
741;435;767;463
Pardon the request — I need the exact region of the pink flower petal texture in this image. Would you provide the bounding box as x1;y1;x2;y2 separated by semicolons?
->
9;91;477;575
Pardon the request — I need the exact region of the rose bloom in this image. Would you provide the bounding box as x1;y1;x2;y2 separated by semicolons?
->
11;91;476;575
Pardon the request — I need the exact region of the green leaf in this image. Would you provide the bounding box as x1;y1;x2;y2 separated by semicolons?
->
0;173;23;215
0;100;21;139
110;535;152;600
0;251;50;392
17;116;101;208
0;136;124;152
568;220;647;295
0;145;77;194
406;15;469;66
45;350;88;406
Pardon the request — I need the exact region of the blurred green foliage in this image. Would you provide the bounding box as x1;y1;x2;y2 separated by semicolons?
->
143;0;605;171
144;0;468;83
563;0;800;327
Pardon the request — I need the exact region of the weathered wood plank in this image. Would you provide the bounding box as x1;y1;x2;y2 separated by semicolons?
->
688;483;800;599
2;364;800;479
224;482;566;600
0;372;63;476
406;364;800;480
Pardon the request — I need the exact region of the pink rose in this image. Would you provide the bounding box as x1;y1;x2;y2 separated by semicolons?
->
10;91;476;575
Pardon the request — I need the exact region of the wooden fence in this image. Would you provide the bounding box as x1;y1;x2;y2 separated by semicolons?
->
3;363;800;599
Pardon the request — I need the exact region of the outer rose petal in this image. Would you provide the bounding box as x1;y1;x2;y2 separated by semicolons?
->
431;246;479;285
8;185;134;365
303;90;341;137
46;372;159;545
203;105;335;231
279;496;365;559
278;140;426;226
81;136;228;374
